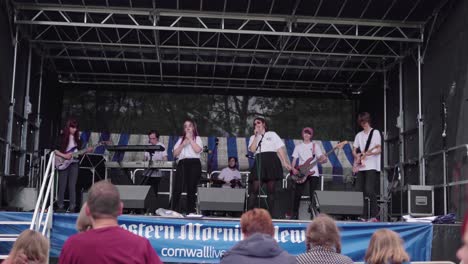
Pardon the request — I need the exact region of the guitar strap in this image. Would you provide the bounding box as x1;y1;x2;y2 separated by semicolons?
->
312;142;316;159
364;129;375;153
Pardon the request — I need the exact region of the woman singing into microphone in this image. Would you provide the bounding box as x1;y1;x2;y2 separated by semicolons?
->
248;117;292;216
171;119;203;214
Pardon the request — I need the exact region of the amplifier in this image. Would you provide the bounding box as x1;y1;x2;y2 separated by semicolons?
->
391;185;434;217
198;187;246;212
315;191;363;216
83;185;155;209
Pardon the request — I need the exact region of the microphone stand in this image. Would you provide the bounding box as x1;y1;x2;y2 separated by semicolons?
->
254;133;265;209
139;151;154;185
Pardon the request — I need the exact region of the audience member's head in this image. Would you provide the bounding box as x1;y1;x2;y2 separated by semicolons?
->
305;214;342;252
86;180;122;220
240;208;274;237
76;202;92;232
7;229;49;264
457;212;468;263
365;229;409;264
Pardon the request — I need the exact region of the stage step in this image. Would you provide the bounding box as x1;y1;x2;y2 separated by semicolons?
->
0;220;32;259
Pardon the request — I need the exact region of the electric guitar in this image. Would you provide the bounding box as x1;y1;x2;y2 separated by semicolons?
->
55;141;110;170
352;144;381;174
290;141;348;184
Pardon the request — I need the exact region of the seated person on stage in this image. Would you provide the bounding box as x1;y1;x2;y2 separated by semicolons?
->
217;156;242;188
142;130;168;214
220;208;295;264
58;180;162;264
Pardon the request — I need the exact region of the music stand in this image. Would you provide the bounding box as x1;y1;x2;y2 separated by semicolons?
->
79;153;106;184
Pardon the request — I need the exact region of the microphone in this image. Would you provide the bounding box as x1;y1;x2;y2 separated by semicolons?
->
245;154;255;159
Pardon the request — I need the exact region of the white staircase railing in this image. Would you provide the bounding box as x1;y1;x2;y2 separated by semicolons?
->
0;152;55;260
30;151;55;237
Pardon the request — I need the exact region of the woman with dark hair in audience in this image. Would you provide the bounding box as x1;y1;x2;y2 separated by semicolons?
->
296;214;353;264
364;229;410;264
248;117;292;215
220;208;295;264
171;118;203;214
4;229;49;264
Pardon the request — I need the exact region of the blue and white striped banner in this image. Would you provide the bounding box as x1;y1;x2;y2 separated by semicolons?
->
83;132;355;177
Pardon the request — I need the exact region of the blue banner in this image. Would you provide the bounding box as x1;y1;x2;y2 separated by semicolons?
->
0;212;433;263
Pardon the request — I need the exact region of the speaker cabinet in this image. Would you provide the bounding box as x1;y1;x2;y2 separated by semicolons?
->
315;191;363;216
83;185;155;209
198;187;246;212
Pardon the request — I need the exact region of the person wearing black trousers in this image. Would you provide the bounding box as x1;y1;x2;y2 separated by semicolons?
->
170;119;203;214
54;118;92;212
289;127;328;219
142;130;167;214
352;112;382;220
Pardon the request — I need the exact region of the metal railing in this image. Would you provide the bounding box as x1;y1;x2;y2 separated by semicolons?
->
30;151;55;238
423;144;468;216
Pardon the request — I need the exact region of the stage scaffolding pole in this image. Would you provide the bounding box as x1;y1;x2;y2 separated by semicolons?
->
398;59;405;184
417;45;425;185
33;56;44;186
19;46;33;177
382;69;389;221
4;27;19;177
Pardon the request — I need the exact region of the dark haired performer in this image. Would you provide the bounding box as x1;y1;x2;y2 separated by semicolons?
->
248;117;292;216
142;130;167;213
352;112;382;220
54;118;93;212
171;119;203;214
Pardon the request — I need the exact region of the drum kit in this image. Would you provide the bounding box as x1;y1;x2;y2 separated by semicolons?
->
199;178;244;188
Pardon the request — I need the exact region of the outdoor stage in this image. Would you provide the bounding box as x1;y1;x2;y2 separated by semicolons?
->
0;211;439;263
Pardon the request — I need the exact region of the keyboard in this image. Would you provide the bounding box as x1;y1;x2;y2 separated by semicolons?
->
106;145;165;152
106;161;175;169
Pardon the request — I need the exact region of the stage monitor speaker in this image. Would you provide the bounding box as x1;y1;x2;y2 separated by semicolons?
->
315;191;363;216
198;187;245;212
83;185;155;209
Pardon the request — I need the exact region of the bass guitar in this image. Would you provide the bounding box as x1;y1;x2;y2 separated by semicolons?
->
290;141;348;184
55;141;110;170
352;144;381;174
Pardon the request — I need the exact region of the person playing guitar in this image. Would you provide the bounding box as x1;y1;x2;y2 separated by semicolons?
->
54;118;93;213
288;127;328;220
352;112;382;220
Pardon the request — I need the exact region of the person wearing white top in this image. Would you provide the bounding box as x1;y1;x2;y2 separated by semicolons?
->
141;130;168;213
247;117;292;216
171;119;203;214
352;112;382;219
289;127;328;219
217;157;242;188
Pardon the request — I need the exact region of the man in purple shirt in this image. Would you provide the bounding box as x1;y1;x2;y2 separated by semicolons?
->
59;180;163;264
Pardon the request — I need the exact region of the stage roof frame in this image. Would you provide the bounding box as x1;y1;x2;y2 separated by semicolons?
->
10;0;442;94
